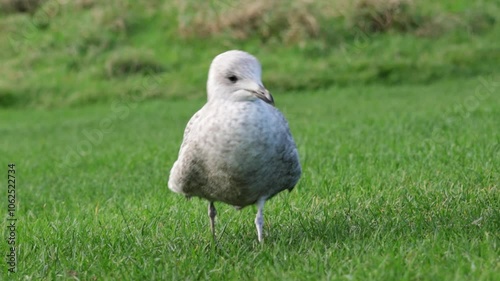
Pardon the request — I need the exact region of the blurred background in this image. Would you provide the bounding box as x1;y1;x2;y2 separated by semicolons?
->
1;1;499;279
1;0;499;108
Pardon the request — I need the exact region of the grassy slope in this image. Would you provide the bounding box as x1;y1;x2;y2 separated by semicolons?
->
1;77;498;280
0;0;500;108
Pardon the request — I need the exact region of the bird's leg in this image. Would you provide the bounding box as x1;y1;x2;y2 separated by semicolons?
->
255;198;266;242
208;202;217;240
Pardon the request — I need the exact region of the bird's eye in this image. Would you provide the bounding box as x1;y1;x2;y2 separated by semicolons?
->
228;75;238;83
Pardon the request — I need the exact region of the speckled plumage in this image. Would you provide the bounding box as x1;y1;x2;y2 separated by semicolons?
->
168;50;301;242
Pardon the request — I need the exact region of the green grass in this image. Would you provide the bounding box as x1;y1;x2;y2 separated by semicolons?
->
0;0;499;279
1;76;499;280
1;0;499;108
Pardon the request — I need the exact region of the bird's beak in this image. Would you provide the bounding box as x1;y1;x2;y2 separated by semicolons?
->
251;84;274;106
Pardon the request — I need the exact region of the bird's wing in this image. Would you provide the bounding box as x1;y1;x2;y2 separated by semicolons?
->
278;113;302;191
169;107;209;196
179;107;205;156
179;107;204;152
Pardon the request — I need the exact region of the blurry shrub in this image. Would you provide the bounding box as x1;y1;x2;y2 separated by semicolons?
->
348;0;422;33
414;13;461;38
175;0;425;43
175;0;497;43
415;8;497;37
464;9;496;34
73;0;95;10
0;0;44;14
0;88;19;108
105;48;165;78
176;0;319;44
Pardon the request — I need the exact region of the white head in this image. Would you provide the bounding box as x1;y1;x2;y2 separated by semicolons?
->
207;50;274;105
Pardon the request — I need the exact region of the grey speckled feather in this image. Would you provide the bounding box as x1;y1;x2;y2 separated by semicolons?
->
168;50;301;242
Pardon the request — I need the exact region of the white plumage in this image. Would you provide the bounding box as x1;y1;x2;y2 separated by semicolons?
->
168;50;301;242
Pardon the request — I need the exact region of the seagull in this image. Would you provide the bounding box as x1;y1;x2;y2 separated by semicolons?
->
168;50;301;242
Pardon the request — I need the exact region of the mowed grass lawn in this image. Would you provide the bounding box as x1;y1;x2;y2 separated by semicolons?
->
1;76;499;280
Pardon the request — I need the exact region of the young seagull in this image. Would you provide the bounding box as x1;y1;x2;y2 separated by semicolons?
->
168;50;301;242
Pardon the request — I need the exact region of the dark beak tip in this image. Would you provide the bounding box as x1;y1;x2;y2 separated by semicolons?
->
252;90;274;106
263;93;275;106
264;90;274;106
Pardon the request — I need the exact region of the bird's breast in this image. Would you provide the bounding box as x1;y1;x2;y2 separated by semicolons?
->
193;102;284;183
202;102;281;158
175;100;298;206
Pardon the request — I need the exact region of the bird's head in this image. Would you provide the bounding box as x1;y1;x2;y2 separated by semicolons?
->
207;50;274;106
